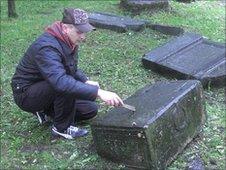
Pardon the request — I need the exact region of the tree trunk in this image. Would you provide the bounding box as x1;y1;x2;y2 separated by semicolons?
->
8;0;18;18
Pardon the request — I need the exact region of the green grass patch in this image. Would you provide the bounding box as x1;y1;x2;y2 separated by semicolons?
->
1;0;225;169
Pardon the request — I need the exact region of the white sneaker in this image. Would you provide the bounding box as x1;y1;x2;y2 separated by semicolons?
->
35;111;51;124
51;125;88;139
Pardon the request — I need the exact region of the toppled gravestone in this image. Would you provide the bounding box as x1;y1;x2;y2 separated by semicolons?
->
142;32;226;87
91;80;206;169
120;0;170;14
89;12;146;32
89;12;184;35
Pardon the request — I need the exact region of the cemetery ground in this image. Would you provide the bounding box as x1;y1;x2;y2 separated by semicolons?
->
1;1;225;169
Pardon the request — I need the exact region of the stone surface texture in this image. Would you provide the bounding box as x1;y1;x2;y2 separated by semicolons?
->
91;80;206;169
142;32;226;87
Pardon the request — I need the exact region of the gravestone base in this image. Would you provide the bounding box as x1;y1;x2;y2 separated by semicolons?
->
120;0;170;14
176;0;196;3
91;80;206;169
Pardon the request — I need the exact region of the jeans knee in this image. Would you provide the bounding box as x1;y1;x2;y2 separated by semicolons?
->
88;102;98;118
76;102;98;121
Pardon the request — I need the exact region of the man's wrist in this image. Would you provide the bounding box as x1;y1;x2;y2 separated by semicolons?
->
97;89;103;97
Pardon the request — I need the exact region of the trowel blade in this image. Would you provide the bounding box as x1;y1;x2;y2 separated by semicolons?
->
122;104;136;112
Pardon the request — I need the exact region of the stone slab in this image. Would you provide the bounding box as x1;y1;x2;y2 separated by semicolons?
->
89;12;184;35
89;12;146;32
120;0;169;14
91;80;206;169
142;32;226;87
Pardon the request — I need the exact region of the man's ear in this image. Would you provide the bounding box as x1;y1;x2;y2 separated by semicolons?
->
62;24;68;34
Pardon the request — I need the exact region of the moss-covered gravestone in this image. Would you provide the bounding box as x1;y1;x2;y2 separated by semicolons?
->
91;80;206;169
142;32;226;87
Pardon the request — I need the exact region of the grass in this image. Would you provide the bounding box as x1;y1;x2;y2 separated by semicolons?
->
1;0;225;169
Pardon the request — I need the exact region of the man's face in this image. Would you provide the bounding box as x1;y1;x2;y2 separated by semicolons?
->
64;24;86;45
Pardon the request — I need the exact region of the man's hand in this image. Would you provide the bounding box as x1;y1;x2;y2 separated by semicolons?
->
97;89;124;107
86;80;100;88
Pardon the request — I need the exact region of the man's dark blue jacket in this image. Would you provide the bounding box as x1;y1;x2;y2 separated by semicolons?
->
11;32;98;101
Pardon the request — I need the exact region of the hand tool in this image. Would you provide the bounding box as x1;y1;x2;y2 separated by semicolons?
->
122;104;136;112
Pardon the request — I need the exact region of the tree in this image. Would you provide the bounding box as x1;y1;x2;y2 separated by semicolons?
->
8;0;18;18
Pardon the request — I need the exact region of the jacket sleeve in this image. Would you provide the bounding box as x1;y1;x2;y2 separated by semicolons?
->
74;69;88;83
34;46;98;101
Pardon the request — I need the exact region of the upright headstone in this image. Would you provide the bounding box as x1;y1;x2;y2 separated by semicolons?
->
91;80;206;169
120;0;170;14
142;32;226;87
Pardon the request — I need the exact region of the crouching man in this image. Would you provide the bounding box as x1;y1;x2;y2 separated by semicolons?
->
11;8;123;139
